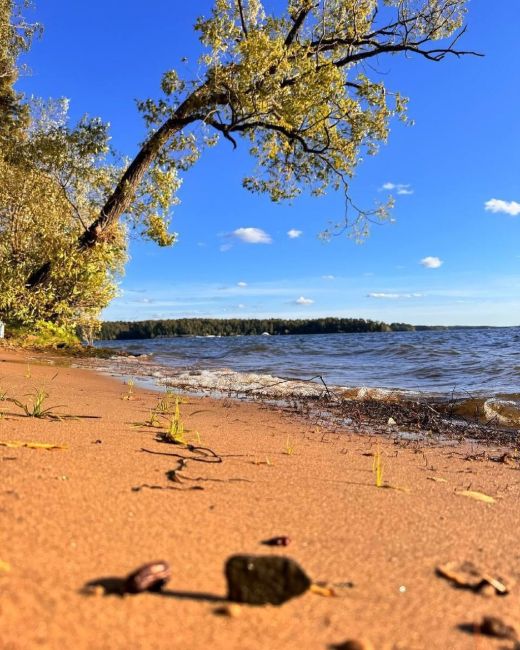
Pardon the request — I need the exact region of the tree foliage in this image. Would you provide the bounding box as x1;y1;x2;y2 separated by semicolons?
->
0;1;182;333
3;1;478;330
100;316;419;340
0;0;41;141
0;99;127;332
75;0;475;254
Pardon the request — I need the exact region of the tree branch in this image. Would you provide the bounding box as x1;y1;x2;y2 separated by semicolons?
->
285;3;314;47
236;0;248;38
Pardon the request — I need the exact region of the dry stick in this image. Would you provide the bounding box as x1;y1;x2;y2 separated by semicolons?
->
239;373;340;400
140;446;222;463
137;442;223;490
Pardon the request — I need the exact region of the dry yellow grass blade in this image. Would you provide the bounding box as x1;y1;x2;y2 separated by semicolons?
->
428;476;448;483
310;583;337;597
0;440;68;451
456;490;495;504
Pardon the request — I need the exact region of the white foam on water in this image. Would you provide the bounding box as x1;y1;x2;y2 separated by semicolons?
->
483;399;520;426
159;368;326;398
74;354;520;428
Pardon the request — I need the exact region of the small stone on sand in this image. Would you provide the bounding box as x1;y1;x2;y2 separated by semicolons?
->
225;555;311;605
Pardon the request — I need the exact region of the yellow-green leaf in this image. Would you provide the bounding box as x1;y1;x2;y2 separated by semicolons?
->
0;440;68;450
456;490;495;504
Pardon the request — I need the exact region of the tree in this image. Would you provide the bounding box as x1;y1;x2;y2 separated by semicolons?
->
0;0;41;141
24;0;478;290
0;99;127;332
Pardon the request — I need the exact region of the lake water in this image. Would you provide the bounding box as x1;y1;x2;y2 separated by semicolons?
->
94;328;520;425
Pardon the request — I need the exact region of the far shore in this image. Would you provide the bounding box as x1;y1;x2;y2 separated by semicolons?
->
1;346;520;650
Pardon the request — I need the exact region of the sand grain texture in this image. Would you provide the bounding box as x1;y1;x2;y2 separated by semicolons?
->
1;349;519;650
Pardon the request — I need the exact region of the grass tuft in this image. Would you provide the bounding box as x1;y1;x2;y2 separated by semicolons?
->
9;387;63;418
121;379;135;400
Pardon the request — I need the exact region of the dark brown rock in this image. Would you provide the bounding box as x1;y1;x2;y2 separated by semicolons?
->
124;561;171;594
330;640;374;650
261;536;291;547
479;615;517;640
225;555;311;605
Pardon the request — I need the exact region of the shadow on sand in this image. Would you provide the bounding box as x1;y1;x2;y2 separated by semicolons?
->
82;576;224;603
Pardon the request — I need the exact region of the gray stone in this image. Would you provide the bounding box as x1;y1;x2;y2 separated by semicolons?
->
225;554;311;605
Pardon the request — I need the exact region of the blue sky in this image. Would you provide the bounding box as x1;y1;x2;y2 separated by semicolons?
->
18;1;520;326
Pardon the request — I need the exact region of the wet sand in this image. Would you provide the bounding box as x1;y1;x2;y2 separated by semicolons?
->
1;347;520;650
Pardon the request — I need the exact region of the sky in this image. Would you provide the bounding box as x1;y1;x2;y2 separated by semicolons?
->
17;0;520;326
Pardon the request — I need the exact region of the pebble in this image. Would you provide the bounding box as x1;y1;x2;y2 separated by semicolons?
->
124;561;171;594
479;615;517;640
261;536;291;547
332;640;374;650
214;603;242;617
225;555;311;605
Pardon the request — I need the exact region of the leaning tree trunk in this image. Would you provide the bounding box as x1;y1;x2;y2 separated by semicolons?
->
26;83;223;288
77;114;192;250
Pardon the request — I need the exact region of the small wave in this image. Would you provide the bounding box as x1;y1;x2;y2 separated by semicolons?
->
74;353;520;428
449;397;520;428
160;368;325;399
483;399;520;426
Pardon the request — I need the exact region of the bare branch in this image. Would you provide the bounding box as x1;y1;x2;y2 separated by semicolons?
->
236;0;248;38
285;3;314;47
206;119;238;149
332;38;482;67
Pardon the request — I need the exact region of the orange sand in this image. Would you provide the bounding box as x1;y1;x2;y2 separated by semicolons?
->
1;348;519;650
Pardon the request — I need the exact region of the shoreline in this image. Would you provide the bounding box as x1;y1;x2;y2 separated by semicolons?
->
70;349;520;442
2;347;520;649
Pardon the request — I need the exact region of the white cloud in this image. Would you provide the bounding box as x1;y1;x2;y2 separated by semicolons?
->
237;303;245;309
368;292;423;299
232;227;272;244
237;281;247;287
420;256;443;269
295;296;314;305
220;243;233;252
381;182;413;195
484;198;520;216
321;275;335;280
287;228;303;239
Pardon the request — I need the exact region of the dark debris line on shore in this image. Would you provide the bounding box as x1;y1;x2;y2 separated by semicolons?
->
282;391;520;447
65;351;520;448
235;374;520;447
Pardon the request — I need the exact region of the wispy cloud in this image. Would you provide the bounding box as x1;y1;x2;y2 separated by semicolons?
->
485;198;520;216
295;296;314;305
381;182;414;195
287;228;303;239
420;256;443;269
322;274;335;280
237;281;247;287
232;227;272;244
368;292;423;299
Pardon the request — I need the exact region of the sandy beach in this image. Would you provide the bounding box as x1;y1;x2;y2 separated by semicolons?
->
1;347;520;650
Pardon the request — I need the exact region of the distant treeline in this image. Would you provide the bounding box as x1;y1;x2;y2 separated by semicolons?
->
100;317;445;340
